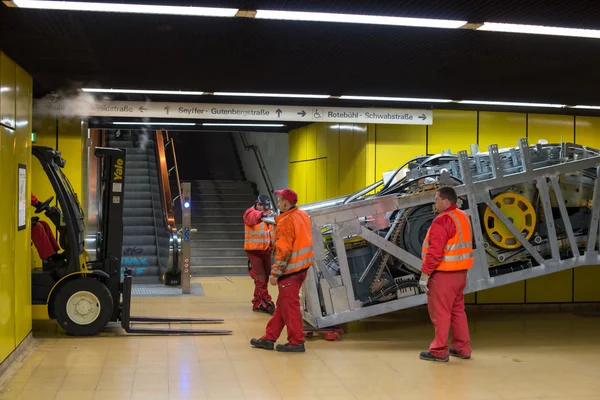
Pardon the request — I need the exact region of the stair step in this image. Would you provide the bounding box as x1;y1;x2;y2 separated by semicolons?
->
191;194;256;202
123;216;156;226
192;208;247;217
124;226;156;236
191;248;246;257
192;180;255;189
195;223;244;232
191;216;244;224
189;239;245;249
191;266;249;276
192;200;251;209
191;256;248;266
191;232;244;240
124;208;154;218
182;187;256;195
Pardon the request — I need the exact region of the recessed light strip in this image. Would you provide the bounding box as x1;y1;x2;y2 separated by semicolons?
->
478;22;600;40
82;88;205;95
11;0;239;17
255;10;467;29
459;100;566;108
340;95;452;103
214;92;329;99
202;123;285;127
113;122;196;126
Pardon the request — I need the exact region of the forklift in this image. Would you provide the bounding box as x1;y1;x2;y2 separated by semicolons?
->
31;145;232;336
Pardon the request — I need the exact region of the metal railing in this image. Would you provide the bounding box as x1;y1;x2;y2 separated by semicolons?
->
239;132;277;209
155;130;182;279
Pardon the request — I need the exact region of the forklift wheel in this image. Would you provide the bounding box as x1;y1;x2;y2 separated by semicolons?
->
53;278;114;336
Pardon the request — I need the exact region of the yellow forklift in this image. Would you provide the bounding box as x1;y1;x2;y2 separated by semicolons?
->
31;145;231;336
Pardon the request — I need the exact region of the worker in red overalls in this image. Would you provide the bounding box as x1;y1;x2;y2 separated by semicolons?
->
243;195;276;314
419;186;473;362
30;193;65;271
250;188;314;352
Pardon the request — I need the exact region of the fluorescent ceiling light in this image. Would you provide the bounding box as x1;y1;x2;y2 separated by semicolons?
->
214;92;329;99
573;105;600;110
340;95;452;103
255;10;467;29
460;100;565;108
202;123;285;127
113;122;196;126
11;0;238;17
478;22;600;39
82;88;204;95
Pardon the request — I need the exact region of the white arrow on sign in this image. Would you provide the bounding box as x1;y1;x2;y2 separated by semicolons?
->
33;99;433;125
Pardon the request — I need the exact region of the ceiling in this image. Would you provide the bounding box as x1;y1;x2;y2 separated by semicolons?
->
2;0;600;119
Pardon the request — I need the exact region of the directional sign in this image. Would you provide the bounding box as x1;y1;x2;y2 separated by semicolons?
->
33;99;433;125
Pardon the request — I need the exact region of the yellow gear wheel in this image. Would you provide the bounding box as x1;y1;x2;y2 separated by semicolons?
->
483;192;537;250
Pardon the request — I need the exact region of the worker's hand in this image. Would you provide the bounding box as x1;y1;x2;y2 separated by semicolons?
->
262;210;273;217
269;276;278;286
419;273;430;294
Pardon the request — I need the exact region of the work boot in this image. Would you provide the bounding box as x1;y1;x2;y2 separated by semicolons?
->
275;343;305;353
253;304;270;314
250;338;275;350
419;351;449;362
449;348;471;359
266;302;276;315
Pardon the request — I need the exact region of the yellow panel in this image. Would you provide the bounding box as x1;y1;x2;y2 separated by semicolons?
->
0;125;16;362
14;65;32;343
352;125;367;191
374;124;427;182
477;282;525;304
305;160;316;204
305;124;317;160
337;126;354;196
58;118;84;197
428;110;477;155
527;114;574;144
288;162;307;206
288;126;308;163
0;52;16;129
464;292;475;304
315;123;328;159
315;158;327;202
526;270;573;303
326;126;339;198
478;111;526;149
573;266;600;302
365;124;376;187
575;116;600;148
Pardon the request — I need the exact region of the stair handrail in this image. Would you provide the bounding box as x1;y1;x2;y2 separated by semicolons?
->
155;130;178;232
239;132;277;210
164;131;183;211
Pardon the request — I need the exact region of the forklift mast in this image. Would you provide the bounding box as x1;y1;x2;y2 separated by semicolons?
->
94;147;126;321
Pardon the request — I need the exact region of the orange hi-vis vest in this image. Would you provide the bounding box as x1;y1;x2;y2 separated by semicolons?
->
421;208;473;271
244;221;273;251
271;207;314;277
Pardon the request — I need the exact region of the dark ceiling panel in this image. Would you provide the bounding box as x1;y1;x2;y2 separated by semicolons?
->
1;1;600;106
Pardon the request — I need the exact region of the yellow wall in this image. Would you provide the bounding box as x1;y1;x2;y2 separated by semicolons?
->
289;110;600;305
0;51;33;364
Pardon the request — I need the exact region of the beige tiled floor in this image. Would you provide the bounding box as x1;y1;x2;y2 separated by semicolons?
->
1;276;600;400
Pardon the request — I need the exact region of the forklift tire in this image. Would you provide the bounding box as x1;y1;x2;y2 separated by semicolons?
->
53;278;114;336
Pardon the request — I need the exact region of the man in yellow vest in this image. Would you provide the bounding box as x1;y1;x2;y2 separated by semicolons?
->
419;186;473;362
250;188;314;352
243;194;275;314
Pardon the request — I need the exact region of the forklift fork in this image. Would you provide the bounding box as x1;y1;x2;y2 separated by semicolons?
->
120;270;232;335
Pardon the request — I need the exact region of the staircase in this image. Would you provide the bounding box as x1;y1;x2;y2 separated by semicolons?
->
190;180;258;276
107;130;169;282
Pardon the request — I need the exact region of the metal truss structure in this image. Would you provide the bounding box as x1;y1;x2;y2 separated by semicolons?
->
298;138;600;328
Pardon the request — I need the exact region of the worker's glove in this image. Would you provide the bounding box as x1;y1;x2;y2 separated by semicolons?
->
419;273;430;294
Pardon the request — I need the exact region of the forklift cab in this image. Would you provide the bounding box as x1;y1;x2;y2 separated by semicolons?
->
32;145;230;336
